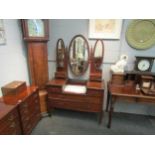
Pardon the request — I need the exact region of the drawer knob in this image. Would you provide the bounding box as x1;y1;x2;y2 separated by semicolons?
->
23;103;28;108
10;122;15;128
8;115;14;121
25;117;29;121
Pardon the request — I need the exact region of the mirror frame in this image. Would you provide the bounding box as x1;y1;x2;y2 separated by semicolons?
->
56;38;66;70
90;39;104;82
93;39;104;70
55;38;68;79
68;34;90;76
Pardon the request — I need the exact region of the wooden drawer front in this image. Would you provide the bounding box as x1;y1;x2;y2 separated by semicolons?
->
47;86;62;94
0;108;21;135
22;113;41;135
0;119;21;135
48;99;102;112
30;113;41;129
20;97;40;115
87;89;103;97
19;93;41;134
49;94;101;104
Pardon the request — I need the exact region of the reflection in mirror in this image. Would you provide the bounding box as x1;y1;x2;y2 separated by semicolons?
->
56;39;65;68
93;40;104;69
69;35;89;76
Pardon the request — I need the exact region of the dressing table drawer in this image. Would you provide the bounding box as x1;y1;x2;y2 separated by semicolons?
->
48;98;102;112
47;86;62;93
49;94;101;104
87;89;103;97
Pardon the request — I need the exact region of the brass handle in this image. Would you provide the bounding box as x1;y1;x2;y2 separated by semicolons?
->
23;103;28;108
23;109;28;114
25;117;29;121
8;115;14;121
10;122;15;128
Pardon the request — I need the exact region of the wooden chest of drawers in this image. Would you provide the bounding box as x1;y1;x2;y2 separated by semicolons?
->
0;86;41;135
18;89;41;134
0;103;21;135
46;79;104;123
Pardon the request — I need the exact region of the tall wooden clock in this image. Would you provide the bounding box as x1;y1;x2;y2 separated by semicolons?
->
21;19;49;89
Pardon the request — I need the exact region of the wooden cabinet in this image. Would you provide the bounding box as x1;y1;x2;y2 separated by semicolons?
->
0;86;41;135
0;104;21;135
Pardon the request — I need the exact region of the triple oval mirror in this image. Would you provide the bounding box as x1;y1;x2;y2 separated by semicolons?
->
56;35;104;78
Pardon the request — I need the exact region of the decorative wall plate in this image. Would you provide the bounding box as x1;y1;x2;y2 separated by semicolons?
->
126;20;155;50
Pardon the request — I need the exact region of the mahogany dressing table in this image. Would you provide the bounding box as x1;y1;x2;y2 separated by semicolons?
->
46;35;105;123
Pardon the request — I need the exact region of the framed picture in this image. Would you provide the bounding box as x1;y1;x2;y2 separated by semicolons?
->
89;19;123;39
0;19;6;44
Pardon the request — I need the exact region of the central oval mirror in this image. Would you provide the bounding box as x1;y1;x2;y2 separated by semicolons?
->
69;35;89;76
93;40;104;69
56;39;65;69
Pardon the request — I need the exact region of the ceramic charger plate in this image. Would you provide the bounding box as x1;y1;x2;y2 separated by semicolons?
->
126;19;155;50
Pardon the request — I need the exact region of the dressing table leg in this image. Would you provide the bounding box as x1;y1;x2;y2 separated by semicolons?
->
106;90;111;112
107;96;115;128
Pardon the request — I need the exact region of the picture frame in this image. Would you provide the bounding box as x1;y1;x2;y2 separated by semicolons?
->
89;19;123;39
0;19;6;44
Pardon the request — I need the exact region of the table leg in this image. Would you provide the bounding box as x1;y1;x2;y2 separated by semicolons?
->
106;90;111;112
107;96;115;128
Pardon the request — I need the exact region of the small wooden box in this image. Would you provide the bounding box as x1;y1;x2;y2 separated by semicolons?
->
111;73;125;85
1;81;26;96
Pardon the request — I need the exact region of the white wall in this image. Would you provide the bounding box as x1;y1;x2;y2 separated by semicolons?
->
48;19;155;116
0;19;29;96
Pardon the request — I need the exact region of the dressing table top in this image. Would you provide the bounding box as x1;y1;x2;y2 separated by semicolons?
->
47;78;104;90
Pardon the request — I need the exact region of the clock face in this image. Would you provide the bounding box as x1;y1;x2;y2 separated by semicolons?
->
138;59;150;71
27;19;45;37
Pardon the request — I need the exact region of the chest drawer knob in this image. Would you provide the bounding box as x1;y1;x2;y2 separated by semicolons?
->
10;122;15;128
25;116;30;121
23;103;28;108
8;115;14;121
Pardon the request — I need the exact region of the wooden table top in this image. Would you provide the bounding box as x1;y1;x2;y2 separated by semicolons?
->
108;83;155;99
47;79;104;90
47;79;67;86
87;81;104;90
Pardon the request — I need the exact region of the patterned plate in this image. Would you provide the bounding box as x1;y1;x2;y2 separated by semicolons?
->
126;19;155;50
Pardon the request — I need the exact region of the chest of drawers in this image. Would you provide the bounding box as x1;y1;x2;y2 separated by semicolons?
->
0;86;41;135
18;89;41;134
